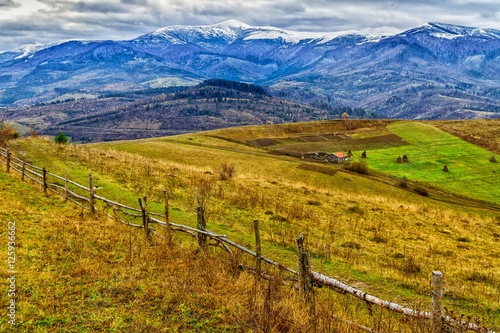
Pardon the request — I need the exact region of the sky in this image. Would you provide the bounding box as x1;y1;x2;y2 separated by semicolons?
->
0;0;499;51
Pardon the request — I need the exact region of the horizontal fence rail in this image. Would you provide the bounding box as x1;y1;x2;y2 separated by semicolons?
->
0;145;495;333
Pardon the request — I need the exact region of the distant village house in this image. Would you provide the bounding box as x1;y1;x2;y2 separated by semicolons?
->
330;152;349;163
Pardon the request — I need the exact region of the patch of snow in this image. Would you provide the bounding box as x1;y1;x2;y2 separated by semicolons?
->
429;32;463;39
210;20;251;29
141;21;402;45
11;39;82;59
243;26;401;44
408;22;500;40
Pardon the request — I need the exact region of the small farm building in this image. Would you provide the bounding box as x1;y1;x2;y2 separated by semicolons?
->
330;152;349;163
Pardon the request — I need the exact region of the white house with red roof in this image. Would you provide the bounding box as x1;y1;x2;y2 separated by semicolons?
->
330;152;349;163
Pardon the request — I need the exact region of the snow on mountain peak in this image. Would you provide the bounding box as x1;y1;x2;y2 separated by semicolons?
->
210;20;251;29
1;39;82;59
139;21;402;45
405;22;500;39
241;25;401;44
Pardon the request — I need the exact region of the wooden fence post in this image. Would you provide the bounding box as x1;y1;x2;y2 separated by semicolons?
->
431;271;444;333
64;169;68;201
6;149;10;173
21;162;25;181
297;233;306;299
254;219;261;281
139;196;150;240
197;206;206;249
297;233;314;304
89;174;94;214
42;167;47;194
163;190;171;243
303;251;315;317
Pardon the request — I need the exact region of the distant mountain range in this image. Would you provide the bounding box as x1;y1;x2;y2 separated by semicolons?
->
1;20;499;119
4;80;367;143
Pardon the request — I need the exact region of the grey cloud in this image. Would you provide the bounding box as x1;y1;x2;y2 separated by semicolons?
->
73;1;132;13
0;0;21;8
36;0;74;13
120;0;149;4
0;0;500;52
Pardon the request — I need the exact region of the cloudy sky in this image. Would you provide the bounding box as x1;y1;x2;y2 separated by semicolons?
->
0;0;499;51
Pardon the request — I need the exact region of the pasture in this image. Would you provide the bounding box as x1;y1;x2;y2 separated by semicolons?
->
6;118;500;330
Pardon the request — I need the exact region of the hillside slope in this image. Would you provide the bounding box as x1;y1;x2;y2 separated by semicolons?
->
0;157;321;332
7;119;500;331
5;80;364;143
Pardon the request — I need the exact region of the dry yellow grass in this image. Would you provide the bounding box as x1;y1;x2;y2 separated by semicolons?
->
0;158;437;332
5;133;500;331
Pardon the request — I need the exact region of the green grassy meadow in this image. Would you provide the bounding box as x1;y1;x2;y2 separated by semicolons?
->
355;122;500;204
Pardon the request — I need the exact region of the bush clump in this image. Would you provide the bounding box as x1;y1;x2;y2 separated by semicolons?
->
0;120;18;146
216;162;235;180
341;241;361;249
344;161;369;174
371;235;388;243
414;187;428;197
399;176;409;188
54;131;69;144
270;215;288;222
347;206;364;215
402;257;421;274
466;272;495;284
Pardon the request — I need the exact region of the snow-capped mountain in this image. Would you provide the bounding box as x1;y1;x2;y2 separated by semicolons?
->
0;21;499;119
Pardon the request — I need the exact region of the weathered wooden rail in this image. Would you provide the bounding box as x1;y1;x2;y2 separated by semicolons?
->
0;146;495;333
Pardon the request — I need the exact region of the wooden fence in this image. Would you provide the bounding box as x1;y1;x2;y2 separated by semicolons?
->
0;146;495;333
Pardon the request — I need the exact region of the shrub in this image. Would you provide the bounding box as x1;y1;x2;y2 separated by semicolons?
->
54;131;69;144
341;241;361;249
402;257;421;274
371;235;388;243
344;161;369;174
399;176;408;188
30;127;38;137
0;119;17;146
216;162;235;180
347;206;364;214
466;272;495;284
414;187;428;197
270;215;288;222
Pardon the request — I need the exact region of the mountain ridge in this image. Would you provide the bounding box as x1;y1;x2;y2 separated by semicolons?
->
1;21;499;120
